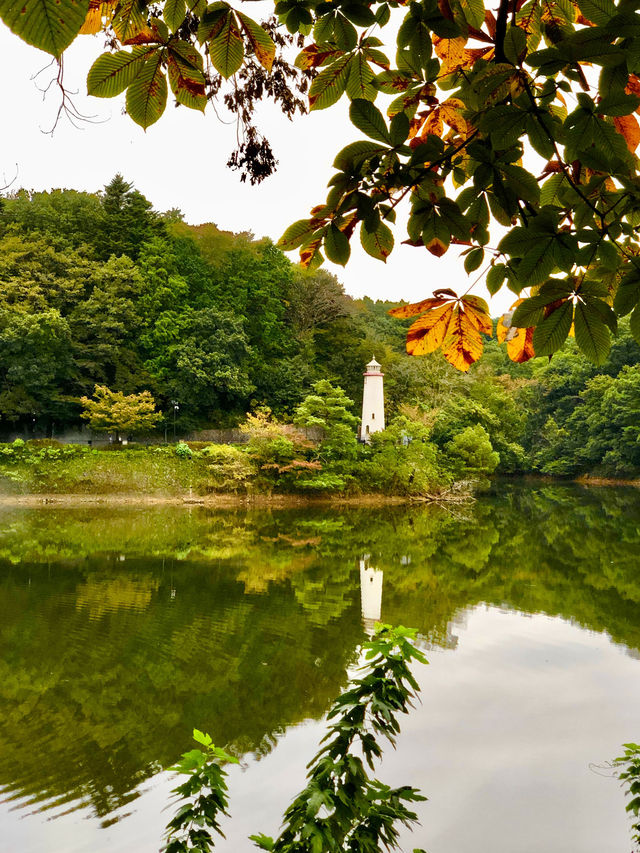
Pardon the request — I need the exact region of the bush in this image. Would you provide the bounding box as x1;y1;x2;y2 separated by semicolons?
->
200;444;255;492
175;441;193;459
445;424;500;479
357;416;452;496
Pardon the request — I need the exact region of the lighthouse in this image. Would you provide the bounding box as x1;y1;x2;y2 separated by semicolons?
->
360;356;385;443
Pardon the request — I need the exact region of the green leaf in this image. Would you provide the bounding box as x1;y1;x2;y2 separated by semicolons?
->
349;99;390;143
87;47;153;97
438;198;469;241
193;729;213;747
341;2;375;26
487;263;507;295
196;2;229;42
511;295;549;328
312;13;334;44
532;300;574;355
324;224;351;265
346;54;377;101
126;51;168;128
458;0;485;28
237;11;275;72
464;247;484;273
500;164;541;205
333;140;387;171
0;0;89;56
208;12;244;78
574;299;611;363
112;0;148;43
614;269;640;316
375;70;412;95
168;44;206;111
332;13;357;51
309;56;350;110
631;303;640;345
360;221;394;261
540;174;571;207
598;92;640;116
576;0;616;27
278;219;318;250
504;26;527;64
526;113;556;159
565;108;631;169
486;105;527;149
164;0;186;31
389;111;410;145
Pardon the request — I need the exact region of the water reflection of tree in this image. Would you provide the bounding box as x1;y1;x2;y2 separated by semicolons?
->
0;484;639;824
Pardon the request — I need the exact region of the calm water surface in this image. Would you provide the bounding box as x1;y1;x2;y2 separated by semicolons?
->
0;483;639;853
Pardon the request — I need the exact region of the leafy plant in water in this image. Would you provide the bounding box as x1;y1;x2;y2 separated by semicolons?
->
613;742;640;850
163;624;429;853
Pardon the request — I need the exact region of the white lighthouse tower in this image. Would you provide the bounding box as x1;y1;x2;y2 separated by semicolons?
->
360;356;385;443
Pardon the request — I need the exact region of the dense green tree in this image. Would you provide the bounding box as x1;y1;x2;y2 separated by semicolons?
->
98;174;163;261
144;308;254;422
0;308;74;424
0;189;103;250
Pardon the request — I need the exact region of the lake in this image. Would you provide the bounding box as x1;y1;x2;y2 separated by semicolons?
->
0;482;639;853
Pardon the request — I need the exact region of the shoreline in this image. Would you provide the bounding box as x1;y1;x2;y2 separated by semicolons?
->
0;475;637;508
0;492;417;508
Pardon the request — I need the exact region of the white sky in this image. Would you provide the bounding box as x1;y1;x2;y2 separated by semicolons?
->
0;21;513;313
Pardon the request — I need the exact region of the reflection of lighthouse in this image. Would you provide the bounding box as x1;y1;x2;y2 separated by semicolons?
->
359;555;383;635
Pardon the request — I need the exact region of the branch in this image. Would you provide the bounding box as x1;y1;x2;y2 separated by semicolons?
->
494;0;511;63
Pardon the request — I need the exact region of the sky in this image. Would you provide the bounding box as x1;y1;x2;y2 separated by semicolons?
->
0;20;514;313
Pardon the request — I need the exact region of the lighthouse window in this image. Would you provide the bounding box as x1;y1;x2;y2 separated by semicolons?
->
371;413;375;420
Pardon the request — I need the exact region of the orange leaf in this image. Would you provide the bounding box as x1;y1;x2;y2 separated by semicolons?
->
614;114;640;153
627;73;640;105
388;297;450;318
296;44;342;70
406;303;455;355
461;294;492;335
433;36;467;76
426;236;448;257
424;109;444;136
80;0;116;33
299;237;322;269
439;98;468;135
507;327;536;362
441;305;484;371
497;300;535;362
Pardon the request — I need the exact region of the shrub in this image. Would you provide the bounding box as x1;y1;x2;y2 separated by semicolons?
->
175;442;193;459
201;444;255;492
445;424;500;479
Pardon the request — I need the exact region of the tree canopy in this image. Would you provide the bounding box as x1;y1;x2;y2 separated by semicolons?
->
3;0;640;372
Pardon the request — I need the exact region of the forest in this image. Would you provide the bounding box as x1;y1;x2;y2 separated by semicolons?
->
1;176;640;482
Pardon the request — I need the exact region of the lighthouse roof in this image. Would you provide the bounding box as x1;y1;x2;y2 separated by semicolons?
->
366;356;382;371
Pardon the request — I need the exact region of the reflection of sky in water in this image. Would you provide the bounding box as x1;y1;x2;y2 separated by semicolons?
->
4;605;638;853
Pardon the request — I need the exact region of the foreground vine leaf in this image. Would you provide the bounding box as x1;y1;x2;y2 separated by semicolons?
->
6;0;640;367
390;290;492;371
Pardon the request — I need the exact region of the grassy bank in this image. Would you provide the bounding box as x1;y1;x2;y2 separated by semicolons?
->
0;436;483;499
